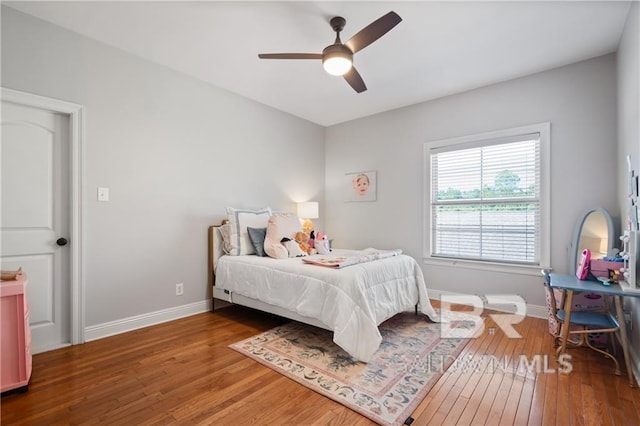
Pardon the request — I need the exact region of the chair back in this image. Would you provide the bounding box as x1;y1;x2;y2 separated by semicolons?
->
542;272;561;337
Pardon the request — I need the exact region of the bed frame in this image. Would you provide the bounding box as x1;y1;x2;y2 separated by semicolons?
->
208;223;331;330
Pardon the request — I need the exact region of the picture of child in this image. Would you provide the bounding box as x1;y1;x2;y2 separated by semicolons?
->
345;171;376;202
353;173;370;195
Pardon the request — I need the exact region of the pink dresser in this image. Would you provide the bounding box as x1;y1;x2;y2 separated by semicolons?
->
1;274;32;393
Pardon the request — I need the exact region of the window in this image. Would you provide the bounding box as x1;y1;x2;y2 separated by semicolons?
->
424;123;550;274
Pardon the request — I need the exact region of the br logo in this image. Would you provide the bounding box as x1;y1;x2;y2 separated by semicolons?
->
439;294;527;339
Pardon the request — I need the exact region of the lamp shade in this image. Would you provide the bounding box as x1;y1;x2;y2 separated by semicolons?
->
297;202;319;219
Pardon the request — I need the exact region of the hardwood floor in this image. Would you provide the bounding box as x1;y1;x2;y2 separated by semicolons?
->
2;302;639;425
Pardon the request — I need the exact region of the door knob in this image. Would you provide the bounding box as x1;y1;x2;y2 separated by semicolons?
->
56;238;68;246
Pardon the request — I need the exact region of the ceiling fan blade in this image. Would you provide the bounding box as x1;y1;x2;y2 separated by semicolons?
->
343;67;367;93
258;53;323;60
345;11;402;54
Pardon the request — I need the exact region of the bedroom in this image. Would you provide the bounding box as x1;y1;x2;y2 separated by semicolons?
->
1;1;639;424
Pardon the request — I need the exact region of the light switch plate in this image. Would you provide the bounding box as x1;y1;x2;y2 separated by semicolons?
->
97;187;109;202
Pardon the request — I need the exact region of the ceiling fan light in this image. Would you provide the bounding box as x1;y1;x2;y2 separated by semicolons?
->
323;56;352;76
322;44;353;76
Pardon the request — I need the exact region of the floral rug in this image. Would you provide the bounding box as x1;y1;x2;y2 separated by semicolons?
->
229;312;469;426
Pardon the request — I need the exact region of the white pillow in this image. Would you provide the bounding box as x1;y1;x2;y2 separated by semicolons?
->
264;213;303;259
226;207;272;255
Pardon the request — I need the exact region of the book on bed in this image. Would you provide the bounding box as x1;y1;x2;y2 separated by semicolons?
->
301;248;402;268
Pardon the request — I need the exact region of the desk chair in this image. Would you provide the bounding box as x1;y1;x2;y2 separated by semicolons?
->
542;276;621;375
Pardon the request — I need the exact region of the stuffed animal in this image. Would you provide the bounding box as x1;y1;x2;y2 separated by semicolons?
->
294;231;313;255
281;237;306;257
315;232;331;255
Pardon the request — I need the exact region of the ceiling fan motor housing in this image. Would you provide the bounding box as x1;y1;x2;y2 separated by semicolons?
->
322;43;353;62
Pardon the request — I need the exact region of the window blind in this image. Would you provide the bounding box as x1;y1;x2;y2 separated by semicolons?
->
430;134;541;264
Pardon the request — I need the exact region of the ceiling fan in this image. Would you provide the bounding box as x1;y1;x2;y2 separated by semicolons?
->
258;11;402;93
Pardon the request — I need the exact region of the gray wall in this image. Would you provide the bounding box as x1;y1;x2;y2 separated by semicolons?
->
325;54;619;307
1;7;325;326
616;1;640;377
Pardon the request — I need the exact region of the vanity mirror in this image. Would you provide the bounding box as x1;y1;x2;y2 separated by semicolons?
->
569;208;616;274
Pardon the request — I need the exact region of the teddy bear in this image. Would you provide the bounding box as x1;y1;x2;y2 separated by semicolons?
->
294;231;313;255
315;232;331;255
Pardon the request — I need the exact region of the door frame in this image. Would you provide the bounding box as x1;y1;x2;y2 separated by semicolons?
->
2;87;85;345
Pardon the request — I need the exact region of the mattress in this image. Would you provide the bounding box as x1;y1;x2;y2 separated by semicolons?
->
214;249;438;362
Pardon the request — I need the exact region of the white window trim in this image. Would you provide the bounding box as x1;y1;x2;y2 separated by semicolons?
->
423;122;551;276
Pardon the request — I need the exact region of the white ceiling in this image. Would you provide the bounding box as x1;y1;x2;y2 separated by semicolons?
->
5;1;632;126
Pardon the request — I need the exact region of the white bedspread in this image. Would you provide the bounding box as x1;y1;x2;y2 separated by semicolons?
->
215;249;438;362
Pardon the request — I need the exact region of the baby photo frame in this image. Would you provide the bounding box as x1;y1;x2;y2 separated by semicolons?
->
344;171;377;202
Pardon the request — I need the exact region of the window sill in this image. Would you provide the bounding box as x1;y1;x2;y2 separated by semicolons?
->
422;255;549;277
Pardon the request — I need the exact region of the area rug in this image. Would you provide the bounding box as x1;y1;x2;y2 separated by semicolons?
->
229;312;469;425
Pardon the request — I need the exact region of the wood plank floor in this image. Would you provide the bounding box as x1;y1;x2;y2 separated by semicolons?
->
2;302;639;425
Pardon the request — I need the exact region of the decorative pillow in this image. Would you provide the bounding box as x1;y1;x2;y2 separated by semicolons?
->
226;207;272;255
219;223;232;254
247;227;267;257
264;213;303;259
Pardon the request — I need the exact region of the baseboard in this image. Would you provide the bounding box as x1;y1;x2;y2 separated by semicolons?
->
84;299;212;342
427;288;547;319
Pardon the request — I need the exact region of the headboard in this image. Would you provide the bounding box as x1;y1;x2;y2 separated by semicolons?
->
208;221;228;290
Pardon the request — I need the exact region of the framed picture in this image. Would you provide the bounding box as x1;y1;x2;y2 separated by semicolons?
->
344;171;376;202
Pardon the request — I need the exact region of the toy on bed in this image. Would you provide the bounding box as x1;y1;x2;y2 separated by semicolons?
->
309;230;315;249
316;232;331;255
281;237;307;257
294;231;314;255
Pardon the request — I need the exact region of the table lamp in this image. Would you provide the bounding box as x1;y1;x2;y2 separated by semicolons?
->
297;202;319;235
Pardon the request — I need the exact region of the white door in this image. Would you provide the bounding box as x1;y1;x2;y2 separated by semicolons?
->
1;101;71;353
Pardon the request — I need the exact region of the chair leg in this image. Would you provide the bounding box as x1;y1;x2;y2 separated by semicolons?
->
585;336;621;375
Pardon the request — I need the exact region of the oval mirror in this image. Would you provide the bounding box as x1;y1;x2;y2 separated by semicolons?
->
570;207;616;273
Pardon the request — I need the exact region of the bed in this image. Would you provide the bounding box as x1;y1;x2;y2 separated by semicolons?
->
208;223;439;362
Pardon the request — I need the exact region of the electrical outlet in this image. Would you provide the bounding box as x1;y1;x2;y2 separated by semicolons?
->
176;283;184;296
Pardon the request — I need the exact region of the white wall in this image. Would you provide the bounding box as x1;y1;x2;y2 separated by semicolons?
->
325;54;618;307
616;1;640;379
1;7;325;327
